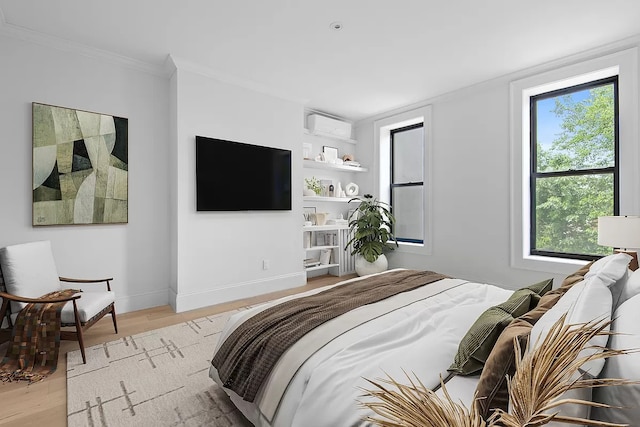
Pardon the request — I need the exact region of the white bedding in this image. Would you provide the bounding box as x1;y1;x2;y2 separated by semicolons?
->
209;270;513;427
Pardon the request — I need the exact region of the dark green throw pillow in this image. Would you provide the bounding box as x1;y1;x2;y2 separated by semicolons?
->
448;278;553;375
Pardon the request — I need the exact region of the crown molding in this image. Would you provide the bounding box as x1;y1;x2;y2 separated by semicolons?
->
168;54;309;106
0;9;167;77
356;33;640;127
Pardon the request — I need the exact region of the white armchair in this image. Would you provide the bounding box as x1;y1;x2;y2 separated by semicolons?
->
0;240;117;364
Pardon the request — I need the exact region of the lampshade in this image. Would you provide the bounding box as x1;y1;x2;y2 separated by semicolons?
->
598;216;640;249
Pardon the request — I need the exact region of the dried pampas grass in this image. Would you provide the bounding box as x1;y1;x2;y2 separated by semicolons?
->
362;314;636;427
362;373;486;427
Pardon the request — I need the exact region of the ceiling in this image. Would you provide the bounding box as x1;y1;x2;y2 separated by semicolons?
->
1;1;640;121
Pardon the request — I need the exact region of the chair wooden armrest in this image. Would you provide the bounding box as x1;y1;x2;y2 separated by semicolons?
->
0;290;84;346
0;241;118;362
59;276;113;291
0;290;81;304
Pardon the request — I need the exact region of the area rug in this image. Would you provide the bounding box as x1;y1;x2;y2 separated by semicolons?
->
67;308;253;427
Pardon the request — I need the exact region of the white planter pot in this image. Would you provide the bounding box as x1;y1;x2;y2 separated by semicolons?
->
355;254;388;276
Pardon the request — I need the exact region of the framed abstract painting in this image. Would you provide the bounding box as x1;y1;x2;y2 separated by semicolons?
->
32;102;128;226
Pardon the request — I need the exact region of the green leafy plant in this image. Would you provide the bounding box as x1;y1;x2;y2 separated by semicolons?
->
346;194;398;263
305;177;322;195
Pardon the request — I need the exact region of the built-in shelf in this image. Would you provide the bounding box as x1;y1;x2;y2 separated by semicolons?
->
303;224;349;231
305;263;340;272
303;159;367;173
305;245;339;252
303;128;357;144
303;196;358;203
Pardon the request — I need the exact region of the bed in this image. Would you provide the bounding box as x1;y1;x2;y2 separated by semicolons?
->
209;261;640;427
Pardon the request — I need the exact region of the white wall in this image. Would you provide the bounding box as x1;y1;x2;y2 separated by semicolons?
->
0;34;171;312
170;62;305;312
355;41;640;290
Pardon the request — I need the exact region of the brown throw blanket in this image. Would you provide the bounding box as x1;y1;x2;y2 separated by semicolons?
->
0;288;80;383
212;269;448;402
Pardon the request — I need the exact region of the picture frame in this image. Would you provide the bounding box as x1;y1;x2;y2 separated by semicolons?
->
303;206;316;223
322;146;338;163
302;142;313;159
32;102;128;226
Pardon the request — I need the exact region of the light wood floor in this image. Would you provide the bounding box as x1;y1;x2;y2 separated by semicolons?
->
0;274;353;427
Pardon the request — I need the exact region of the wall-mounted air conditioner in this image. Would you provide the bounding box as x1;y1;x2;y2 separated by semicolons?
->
307;114;352;139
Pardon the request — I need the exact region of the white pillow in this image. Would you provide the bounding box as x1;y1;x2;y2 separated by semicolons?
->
530;278;612;376
591;294;640;424
617;267;640;309
528;277;612;427
584;253;631;309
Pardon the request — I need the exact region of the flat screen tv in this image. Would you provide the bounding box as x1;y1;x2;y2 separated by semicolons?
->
196;136;292;211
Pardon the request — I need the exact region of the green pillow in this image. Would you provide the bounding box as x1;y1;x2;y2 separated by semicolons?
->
448;279;553;375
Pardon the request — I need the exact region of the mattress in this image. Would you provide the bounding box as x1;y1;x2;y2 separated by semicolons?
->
209;269;512;426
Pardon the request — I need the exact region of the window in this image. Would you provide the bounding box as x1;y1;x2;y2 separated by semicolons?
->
374;105;432;255
510;47;637;274
390;123;424;243
530;76;619;260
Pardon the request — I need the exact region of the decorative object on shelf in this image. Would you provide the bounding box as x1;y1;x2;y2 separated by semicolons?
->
311;212;329;226
315;153;325;162
302;142;313;160
335;182;343;198
319;249;332;265
329;184;334;197
304;177;323;196
598;215;640;271
32;102;128;226
342;154;354;162
346;194;398;276
303;206;316;224
335;214;348;225
322;146;338;163
320;179;332;197
303;231;312;248
345;182;359;197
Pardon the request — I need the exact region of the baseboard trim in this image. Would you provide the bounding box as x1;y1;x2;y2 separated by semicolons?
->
171;272;306;313
115;289;170;314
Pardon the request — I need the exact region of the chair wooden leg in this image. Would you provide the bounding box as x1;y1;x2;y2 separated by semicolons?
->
73;300;86;364
111;304;118;334
0;298;10;328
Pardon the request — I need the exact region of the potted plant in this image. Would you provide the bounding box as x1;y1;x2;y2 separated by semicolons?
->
304;177;322;196
346;194;398;276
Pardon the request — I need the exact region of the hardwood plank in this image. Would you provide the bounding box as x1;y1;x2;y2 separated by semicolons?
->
0;274;353;426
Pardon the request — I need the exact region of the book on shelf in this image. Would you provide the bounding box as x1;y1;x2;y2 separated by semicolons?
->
304;258;321;268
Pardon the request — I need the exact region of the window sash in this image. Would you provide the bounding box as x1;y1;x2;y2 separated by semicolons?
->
390;123;424;244
529;76;619;260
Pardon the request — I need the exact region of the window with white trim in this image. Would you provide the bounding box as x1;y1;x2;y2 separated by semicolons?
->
530;76;619;260
510;48;638;273
375;106;432;255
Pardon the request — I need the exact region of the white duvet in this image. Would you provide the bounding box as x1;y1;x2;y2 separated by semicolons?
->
210;270;513;427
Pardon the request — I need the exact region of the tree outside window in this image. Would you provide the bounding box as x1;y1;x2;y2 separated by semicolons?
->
531;76;618;259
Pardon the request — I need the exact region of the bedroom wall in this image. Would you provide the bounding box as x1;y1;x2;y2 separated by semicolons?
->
169;60;305;312
0;34;171;312
355;41;640;290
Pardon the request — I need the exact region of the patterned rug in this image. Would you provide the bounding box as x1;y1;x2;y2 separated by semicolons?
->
66;309;253;427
